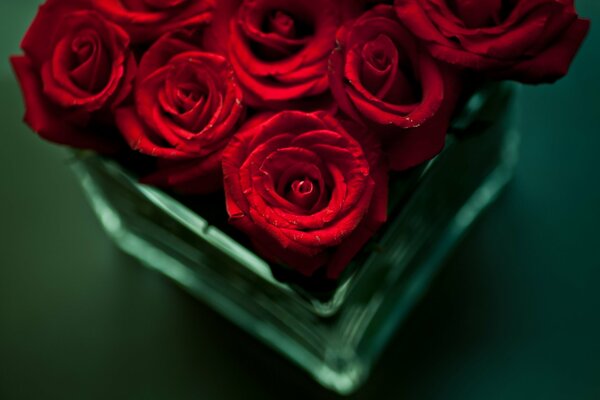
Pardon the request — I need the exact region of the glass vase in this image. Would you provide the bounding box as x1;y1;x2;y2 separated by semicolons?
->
70;83;519;395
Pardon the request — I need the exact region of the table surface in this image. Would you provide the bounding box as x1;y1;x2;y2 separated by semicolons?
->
1;2;599;399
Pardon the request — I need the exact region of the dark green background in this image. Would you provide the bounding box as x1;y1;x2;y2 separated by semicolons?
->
1;2;599;399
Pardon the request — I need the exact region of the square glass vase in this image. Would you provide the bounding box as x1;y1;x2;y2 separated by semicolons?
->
71;83;518;395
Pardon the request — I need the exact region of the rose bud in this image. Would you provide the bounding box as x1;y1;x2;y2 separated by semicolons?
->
329;5;462;171
90;0;215;44
394;0;590;83
115;34;245;194
222;111;388;279
11;0;136;153
204;0;359;109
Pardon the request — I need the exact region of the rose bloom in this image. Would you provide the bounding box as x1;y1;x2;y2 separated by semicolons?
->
11;0;136;152
116;33;244;194
90;0;215;44
222;111;388;279
329;5;461;171
204;0;360;109
394;0;590;83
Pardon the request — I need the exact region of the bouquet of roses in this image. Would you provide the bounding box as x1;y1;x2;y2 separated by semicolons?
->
12;0;588;280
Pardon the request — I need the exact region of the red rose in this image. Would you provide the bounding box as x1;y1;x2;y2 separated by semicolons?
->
329;5;461;171
11;0;136;152
204;0;358;108
90;0;214;44
222;111;388;279
394;0;590;83
116;34;244;194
